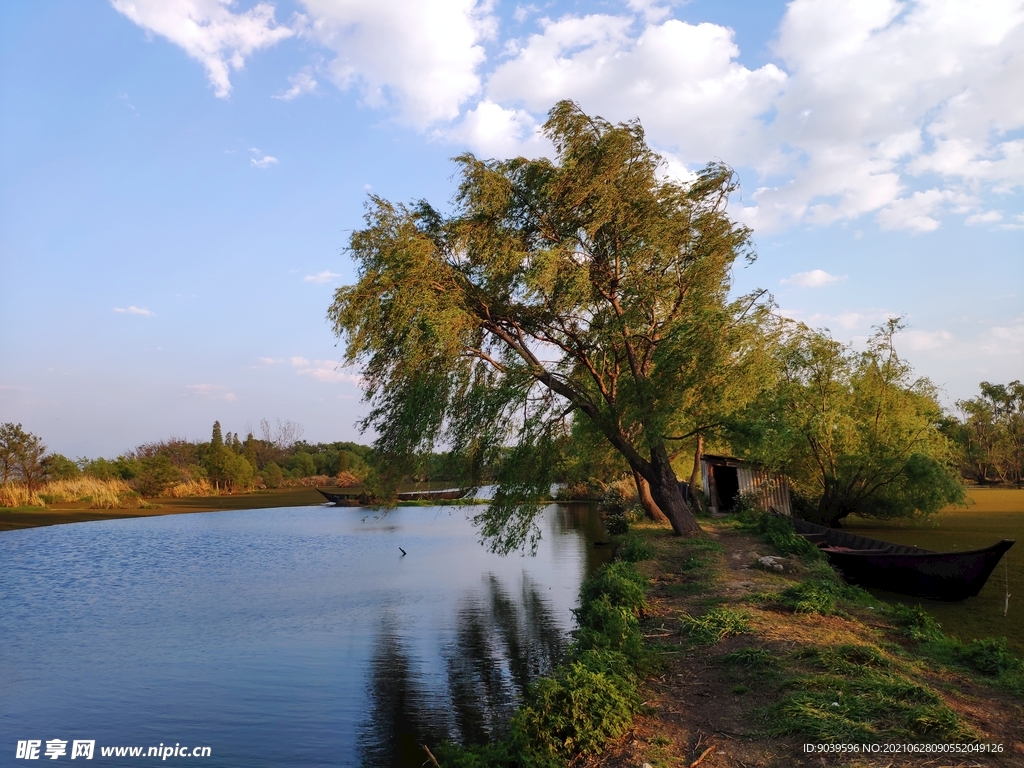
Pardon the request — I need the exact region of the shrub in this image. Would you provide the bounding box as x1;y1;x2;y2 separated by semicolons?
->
578;561;647;617
261;462;283;489
513;653;640;761
954;638;1022;677
889;604;945;643
604;513;628;536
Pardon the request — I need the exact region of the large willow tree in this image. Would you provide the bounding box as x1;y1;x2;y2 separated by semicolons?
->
329;101;758;550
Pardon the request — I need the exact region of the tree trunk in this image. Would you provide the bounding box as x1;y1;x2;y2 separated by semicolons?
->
631;468;668;523
688;432;704;498
644;445;702;537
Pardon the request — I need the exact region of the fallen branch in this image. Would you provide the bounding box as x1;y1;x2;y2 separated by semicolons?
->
420;744;440;768
690;744;716;768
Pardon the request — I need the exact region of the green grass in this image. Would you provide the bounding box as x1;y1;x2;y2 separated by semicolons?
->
763;645;977;743
680;607;753;645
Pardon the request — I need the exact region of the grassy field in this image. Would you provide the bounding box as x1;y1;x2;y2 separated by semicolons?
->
957;487;1024;513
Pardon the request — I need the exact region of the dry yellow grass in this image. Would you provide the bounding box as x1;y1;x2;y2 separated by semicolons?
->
165;479;214;498
40;477;137;509
1;478;140;509
0;483;43;507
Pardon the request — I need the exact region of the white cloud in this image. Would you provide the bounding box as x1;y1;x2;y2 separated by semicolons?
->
257;356;282;364
299;0;494;126
303;270;341;283
110;0;294;98
965;210;1003;226
275;68;317;100
780;269;846;288
113;305;155;316
778;307;893;334
114;0;1024;233
251;154;278;168
980;322;1024;356
185;383;235;400
481;15;786;163
900;329;954;351
292;358;363;384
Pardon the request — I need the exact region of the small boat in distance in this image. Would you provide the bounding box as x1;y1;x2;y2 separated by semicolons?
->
317;487;472;506
789;516;1014;602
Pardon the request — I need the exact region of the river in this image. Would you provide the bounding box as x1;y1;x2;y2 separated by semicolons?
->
0;503;609;767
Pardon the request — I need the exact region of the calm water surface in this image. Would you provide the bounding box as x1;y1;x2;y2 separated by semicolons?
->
1;504;608;767
846;492;1024;654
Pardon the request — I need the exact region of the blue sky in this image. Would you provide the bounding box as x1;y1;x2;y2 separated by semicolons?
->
1;0;1021;459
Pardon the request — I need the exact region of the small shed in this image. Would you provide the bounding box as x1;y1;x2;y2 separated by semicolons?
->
700;454;791;516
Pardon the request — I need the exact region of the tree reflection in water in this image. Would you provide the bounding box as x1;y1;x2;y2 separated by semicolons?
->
357;574;567;766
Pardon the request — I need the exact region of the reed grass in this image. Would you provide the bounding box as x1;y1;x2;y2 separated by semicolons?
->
1;477;140;509
165;479;215;498
0;483;43;507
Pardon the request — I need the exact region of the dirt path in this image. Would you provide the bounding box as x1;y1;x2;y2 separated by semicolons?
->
582;523;1024;768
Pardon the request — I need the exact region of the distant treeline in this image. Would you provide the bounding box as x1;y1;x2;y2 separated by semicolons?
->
943;380;1024;486
0;417;487;501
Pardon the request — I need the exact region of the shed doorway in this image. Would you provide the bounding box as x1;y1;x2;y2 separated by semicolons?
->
710;465;740;512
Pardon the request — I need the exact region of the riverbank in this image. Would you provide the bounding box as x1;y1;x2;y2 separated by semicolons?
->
581;518;1024;767
0;486;326;531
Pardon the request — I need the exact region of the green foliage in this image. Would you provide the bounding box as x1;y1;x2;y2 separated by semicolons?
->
261;462;283;489
438;559;650;766
954;638;1022;677
734;320;965;527
578;561;647;617
43;453;80;480
889;604;946;643
604;513;628;536
134;455;181;497
329;100;771;547
513;655;639;761
0;422;47;489
948;380;1024;484
82;457;120;481
288;450;316;477
618;535;654;562
680;607;753;644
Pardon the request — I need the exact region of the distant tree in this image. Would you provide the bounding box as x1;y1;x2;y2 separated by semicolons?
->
43;453;80;480
0;423;47;490
205;421;232;490
0;423;27;483
135;455;181;496
735;320;964;527
82;456;120;481
261;462;284;489
329;101;763;548
951;380;1024;484
289;450;317;478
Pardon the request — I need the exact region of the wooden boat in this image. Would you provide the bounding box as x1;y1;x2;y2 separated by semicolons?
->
789;517;1015;601
316;487;471;506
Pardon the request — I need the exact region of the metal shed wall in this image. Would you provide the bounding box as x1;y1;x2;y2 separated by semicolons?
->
700;457;791;516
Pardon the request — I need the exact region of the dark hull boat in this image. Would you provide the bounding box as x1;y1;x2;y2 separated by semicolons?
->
790;517;1014;602
316;487;471;506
